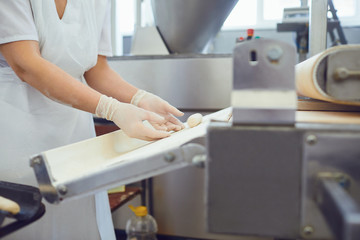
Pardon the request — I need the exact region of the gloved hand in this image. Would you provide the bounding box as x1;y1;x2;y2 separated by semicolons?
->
131;90;185;131
96;95;170;141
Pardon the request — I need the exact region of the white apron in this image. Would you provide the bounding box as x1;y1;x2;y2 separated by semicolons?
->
0;0;115;239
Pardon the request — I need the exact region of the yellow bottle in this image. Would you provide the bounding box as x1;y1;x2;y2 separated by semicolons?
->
126;205;158;240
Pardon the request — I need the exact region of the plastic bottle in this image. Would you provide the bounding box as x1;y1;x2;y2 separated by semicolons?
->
126;205;158;240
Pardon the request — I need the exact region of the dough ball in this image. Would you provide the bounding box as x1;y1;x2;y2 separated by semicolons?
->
0;196;20;215
187;113;203;128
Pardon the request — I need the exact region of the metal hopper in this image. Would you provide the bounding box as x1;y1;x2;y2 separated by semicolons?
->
151;0;238;53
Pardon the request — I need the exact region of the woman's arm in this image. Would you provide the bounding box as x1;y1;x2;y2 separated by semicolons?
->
84;55;138;103
85;56;185;130
0;40;101;114
0;41;170;140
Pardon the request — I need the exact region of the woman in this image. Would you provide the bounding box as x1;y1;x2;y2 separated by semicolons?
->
0;0;184;239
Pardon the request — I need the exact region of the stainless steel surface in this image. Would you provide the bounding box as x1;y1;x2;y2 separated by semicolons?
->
152;160;270;240
301;131;360;239
317;178;360;240
205;122;360;239
30;142;205;203
296;122;360;132
232;38;296;125
309;0;328;56
327;49;360;100
232;108;295;125
206;123;302;238
233;39;296;91
151;0;238;53
108;55;232;110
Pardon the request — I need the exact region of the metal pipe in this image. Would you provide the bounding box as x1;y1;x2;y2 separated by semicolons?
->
135;0;142;29
309;0;328;56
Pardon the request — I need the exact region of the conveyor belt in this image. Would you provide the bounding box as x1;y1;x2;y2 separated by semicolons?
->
30;108;232;203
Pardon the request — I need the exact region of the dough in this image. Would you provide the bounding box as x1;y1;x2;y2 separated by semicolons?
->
187;113;203;128
0;196;20;215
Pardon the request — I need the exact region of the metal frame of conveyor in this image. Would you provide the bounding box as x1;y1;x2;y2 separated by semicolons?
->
30;142;205;204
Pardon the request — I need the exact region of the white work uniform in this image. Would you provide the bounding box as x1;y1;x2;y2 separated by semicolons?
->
0;0;115;239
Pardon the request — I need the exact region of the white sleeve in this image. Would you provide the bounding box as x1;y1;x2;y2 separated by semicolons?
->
98;1;113;57
0;0;39;45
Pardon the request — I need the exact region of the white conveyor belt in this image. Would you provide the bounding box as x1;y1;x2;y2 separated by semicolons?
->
30;108;232;203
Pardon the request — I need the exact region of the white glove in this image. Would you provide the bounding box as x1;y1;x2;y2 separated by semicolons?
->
96;95;170;141
131;90;185;131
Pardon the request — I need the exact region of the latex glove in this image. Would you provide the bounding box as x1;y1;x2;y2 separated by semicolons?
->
131;90;185;131
96;95;170;141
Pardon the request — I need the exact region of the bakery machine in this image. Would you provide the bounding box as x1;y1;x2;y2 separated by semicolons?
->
29;1;360;240
30;37;360;240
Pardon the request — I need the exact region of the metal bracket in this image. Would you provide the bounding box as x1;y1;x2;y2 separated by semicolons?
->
232;38;297;125
30;155;60;203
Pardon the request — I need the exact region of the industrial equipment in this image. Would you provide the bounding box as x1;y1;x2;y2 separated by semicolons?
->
30;38;360;240
207;38;360;240
29;1;360;240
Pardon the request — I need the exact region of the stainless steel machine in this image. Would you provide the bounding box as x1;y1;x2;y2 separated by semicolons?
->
107;1;360;239
30;1;360;240
31;37;360;240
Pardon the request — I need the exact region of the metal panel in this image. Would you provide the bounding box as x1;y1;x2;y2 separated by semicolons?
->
108;55;232;110
206;123;302;239
152;165;268;240
301;131;360;239
232;38;297;125
232;108;295;126
233;39;296;90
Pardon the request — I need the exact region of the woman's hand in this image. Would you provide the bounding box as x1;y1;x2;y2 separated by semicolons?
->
96;95;170;141
131;90;185;131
